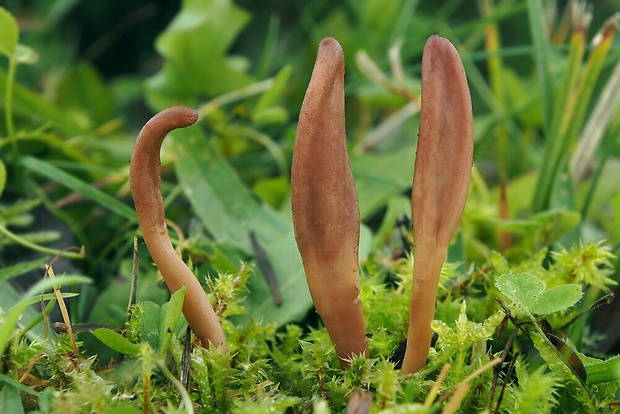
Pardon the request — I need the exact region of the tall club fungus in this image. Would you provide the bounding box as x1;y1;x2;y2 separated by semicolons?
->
401;36;474;374
291;37;369;369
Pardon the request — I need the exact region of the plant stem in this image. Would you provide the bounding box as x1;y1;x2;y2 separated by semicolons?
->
0;223;84;259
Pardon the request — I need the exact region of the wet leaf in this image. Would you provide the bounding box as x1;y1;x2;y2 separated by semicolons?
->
0;7;18;59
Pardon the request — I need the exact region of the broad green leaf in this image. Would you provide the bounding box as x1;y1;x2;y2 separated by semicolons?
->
240;228;312;326
133;301;161;351
145;0;254;109
530;284;582;315
21;156;136;222
495;273;545;311
253;176;289;209
172;127;312;325
0;69;84;135
0;7;18;58
159;286;185;358
352;145;415;220
56;63;115;128
92;328;140;357
0;381;24;414
173;127;288;253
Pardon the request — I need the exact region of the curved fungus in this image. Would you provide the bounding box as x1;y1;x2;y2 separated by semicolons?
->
130;106;227;351
291;37;369;369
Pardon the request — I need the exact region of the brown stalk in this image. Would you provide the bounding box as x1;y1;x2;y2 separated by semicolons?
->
130;106;227;351
291;37;369;368
401;35;474;374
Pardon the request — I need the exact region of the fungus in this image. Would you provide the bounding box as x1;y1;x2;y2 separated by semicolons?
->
130;106;227;351
291;37;369;368
401;35;474;374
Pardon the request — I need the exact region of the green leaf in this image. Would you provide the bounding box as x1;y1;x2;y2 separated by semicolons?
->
92;328;140;357
134;301;161;350
159;286;185;358
252;65;292;125
0;7;18;59
0;68;84;135
173;128;287;253
172;127;313;326
145;0;254;109
0;381;25;414
496;273;582;315
352;145;415;220
496;273;545;311
239;228;313;326
585;354;620;384
529;284;582;315
55;63;115;128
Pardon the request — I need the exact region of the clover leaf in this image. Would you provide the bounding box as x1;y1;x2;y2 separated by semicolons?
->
496;273;582;316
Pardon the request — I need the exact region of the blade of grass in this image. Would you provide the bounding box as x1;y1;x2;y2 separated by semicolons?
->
0;257;48;281
550;16;618;213
535;5;589;212
528;0;559;212
21;156;136;222
478;0;510;178
562;16;618;160
0;223;84;259
571;57;620;182
526;0;554;137
0;373;40;397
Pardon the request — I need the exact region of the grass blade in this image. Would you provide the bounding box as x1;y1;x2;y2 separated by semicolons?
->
21;156;136;222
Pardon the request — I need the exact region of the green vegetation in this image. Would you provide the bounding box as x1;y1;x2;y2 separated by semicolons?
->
1;0;620;412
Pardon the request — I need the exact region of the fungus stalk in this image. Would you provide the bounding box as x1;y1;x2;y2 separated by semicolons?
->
401;36;474;374
291;37;369;368
130;106;227;351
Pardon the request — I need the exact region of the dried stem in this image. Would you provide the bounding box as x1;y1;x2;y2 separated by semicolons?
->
130;106;227;351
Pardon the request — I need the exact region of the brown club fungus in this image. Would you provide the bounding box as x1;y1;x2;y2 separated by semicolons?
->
401;35;474;374
291;37;369;368
130;106;227;351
